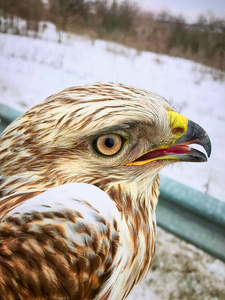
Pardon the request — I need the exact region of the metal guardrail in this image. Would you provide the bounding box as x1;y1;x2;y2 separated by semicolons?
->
157;176;225;261
0;103;225;261
0;103;22;132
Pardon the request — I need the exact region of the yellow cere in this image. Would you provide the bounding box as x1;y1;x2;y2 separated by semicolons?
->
167;111;188;141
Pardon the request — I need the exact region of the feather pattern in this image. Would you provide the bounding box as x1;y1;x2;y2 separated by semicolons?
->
0;82;209;299
0;182;156;299
0;184;121;299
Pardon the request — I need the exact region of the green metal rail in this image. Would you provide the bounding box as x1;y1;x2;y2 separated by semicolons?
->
0;103;225;261
0;103;22;132
157;176;225;262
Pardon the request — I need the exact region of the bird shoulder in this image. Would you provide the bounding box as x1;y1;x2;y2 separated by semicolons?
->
0;183;120;299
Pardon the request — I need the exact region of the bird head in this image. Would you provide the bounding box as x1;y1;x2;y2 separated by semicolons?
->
0;83;211;206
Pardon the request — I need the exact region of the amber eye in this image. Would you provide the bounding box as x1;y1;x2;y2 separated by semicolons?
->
93;134;124;156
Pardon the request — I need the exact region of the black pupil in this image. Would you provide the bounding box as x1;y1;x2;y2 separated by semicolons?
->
105;138;114;148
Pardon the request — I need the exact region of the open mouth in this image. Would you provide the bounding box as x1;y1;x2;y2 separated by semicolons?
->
127;119;211;166
131;143;207;165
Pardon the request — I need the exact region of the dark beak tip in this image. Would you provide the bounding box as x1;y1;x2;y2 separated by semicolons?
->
202;156;208;162
176;120;212;160
192;151;208;162
207;150;211;158
206;142;212;158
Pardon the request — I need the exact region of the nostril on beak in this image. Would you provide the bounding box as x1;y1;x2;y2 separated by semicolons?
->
172;127;184;135
172;127;185;140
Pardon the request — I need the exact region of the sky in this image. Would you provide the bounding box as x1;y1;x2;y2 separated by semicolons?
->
130;0;225;22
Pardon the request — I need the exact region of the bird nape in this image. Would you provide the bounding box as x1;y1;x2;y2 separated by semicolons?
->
0;83;211;300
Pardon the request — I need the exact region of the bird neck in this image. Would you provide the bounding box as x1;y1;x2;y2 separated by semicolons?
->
106;174;160;217
97;175;159;299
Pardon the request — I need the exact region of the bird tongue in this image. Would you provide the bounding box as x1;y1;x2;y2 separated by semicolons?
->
134;145;191;162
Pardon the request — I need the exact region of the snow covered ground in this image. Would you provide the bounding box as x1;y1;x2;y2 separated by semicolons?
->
0;23;224;202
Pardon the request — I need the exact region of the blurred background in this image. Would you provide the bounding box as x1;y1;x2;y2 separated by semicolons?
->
0;0;224;299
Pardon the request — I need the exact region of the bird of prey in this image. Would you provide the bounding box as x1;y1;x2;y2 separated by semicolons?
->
0;82;211;299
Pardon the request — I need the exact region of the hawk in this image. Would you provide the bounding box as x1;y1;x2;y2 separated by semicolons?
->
0;83;211;299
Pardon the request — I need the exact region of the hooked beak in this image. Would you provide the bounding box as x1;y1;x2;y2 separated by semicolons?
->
127;111;211;166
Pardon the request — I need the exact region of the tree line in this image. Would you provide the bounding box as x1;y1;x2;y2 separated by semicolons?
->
0;0;224;70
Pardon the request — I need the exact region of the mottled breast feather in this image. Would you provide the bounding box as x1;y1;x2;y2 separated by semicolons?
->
0;183;121;299
0;82;169;299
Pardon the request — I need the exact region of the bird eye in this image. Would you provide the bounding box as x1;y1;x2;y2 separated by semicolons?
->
93;134;124;156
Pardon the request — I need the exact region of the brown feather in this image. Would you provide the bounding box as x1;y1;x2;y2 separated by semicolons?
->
0;83;180;299
0;192;120;299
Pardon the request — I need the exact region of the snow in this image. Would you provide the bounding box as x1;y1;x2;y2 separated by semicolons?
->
0;22;224;202
127;227;225;300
